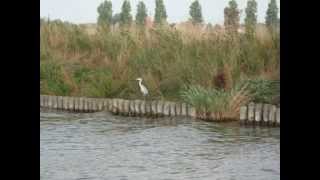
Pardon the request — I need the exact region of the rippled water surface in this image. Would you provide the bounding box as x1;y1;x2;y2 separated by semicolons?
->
40;111;280;180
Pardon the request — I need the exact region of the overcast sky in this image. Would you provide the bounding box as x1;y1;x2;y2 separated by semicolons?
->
40;0;280;25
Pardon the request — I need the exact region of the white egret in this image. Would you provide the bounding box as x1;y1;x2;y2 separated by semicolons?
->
135;78;149;97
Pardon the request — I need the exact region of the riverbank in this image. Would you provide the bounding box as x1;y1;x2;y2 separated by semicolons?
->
40;21;279;98
40;95;279;127
40;20;279;118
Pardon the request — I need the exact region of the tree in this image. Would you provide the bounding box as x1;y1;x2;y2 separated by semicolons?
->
120;0;132;26
245;0;257;38
189;0;203;25
224;0;240;34
136;1;148;26
97;0;113;27
154;0;167;26
265;0;278;30
112;13;121;25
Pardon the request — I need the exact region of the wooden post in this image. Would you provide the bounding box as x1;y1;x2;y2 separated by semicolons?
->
78;97;83;112
129;100;135;116
175;103;181;116
112;99;119;114
151;101;157;117
248;102;255;125
255;103;263;125
94;98;99;112
47;96;53;109
181;103;187;116
90;98;95;112
43;95;48;108
269;105;277;126
97;99;103;111
123;100;129;116
145;101;151;116
63;96;68;111
73;97;78;112
185;103;189;117
75;97;78;112
65;96;69;111
276;108;280;126
103;98;110;112
83;98;89;112
188;105;196;118
262;104;270;125
40;95;43;107
57;96;63;110
169;102;176;116
134;100;141;116
87;98;92;112
86;98;91;112
163;102;170;116
88;98;93;112
140;100;146;116
68;97;74;112
52;96;58;109
90;98;94;112
239;106;247;124
41;95;46;108
117;99;124;115
117;99;121;114
157;101;164;117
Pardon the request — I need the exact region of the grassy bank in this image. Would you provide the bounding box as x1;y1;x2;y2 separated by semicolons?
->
40;20;279;118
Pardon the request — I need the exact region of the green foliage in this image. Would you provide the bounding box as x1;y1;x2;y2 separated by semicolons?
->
136;1;148;26
181;85;215;113
40;21;279;102
154;0;167;26
97;0;113;27
180;85;231;114
189;0;203;25
245;79;280;104
112;13;121;25
40;62;70;95
67;26;92;52
120;0;132;27
245;0;257;38
180;79;279;119
73;67;114;97
224;0;240;34
265;0;279;30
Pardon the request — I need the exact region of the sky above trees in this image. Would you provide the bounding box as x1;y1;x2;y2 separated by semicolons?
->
40;0;280;24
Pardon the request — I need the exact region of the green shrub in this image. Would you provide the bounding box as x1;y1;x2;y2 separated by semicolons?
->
180;85;231;114
40;62;70;95
245;78;280;104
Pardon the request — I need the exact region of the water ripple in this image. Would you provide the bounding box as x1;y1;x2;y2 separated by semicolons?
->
41;111;280;180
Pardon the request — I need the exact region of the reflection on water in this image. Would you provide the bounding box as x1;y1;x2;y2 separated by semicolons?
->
40;111;280;180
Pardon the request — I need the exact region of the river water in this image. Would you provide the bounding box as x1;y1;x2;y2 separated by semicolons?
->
40;111;280;180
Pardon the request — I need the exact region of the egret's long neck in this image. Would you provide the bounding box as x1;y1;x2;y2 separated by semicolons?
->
138;80;143;87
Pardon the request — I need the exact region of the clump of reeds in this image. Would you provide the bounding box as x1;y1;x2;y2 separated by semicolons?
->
180;81;252;121
180;77;279;121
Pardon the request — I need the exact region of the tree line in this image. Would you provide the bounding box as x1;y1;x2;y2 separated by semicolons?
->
98;0;279;33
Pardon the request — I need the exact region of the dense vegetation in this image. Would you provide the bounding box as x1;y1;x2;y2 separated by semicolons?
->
40;0;279;119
